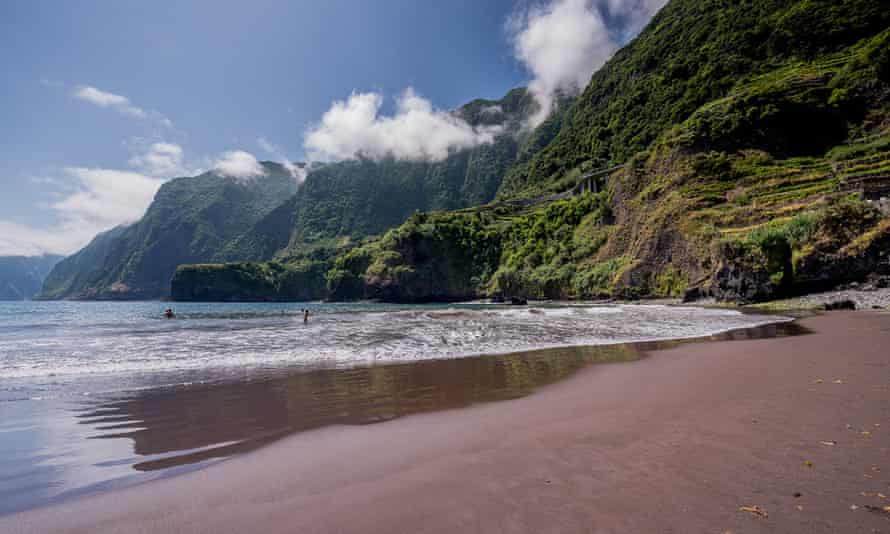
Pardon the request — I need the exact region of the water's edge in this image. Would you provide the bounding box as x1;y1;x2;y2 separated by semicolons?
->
0;311;805;516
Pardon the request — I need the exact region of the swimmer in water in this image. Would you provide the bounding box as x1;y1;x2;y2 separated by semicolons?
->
164;308;175;319
303;309;310;324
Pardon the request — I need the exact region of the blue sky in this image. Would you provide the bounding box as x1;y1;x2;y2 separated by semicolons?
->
0;0;665;256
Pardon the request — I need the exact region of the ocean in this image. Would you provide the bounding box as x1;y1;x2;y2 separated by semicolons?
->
0;301;793;514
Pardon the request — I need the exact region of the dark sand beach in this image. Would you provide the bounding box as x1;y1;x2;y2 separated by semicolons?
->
3;311;889;533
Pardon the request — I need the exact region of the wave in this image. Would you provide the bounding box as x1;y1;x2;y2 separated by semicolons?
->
0;304;791;388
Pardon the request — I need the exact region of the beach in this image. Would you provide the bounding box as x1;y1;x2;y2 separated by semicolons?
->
2;310;889;533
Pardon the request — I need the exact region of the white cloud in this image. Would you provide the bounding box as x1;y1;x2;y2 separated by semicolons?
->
2;141;280;255
73;85;174;127
510;0;666;126
0;168;164;256
0;221;83;257
74;86;146;118
213;150;266;179
304;88;502;162
257;137;307;183
128;142;186;177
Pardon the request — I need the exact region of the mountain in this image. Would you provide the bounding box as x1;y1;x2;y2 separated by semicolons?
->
44;88;542;300
40;163;299;299
497;0;890;198
0;255;62;300
220;88;542;261
173;0;890;304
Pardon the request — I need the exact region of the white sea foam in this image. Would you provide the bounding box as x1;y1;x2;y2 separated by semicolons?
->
0;302;790;389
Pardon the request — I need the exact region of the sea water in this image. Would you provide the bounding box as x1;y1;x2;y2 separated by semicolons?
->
0;301;792;514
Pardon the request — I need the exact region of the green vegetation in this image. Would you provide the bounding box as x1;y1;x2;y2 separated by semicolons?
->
498;0;890;198
41;163;300;299
171;260;328;302
56;0;890;304
44;88;541;300
311;4;890;304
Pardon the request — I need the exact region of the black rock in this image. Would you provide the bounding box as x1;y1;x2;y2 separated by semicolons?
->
710;264;773;303
683;287;704;303
824;299;856;311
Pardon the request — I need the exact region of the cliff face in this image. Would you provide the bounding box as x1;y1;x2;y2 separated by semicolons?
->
170;261;327;302
227;87;543;261
46;88;543;301
173;0;890;304
40;163;299;300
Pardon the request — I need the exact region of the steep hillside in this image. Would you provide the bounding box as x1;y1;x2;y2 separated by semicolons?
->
39;226;128;300
0;255;62;300
498;0;890;198
173;0;890;304
41;163;299;299
47;88;543;300
224;87;542;261
335;22;890;303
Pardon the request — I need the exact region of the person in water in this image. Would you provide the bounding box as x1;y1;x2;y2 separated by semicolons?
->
303;309;310;324
164;308;175;319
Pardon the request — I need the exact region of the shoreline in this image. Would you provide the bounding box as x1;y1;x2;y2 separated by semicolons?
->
0;307;796;516
3;311;889;533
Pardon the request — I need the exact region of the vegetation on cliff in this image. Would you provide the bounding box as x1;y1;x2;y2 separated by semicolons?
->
54;0;890;304
175;0;890;303
235;87;543;259
497;0;890;198
41;163;299;299
45;89;542;300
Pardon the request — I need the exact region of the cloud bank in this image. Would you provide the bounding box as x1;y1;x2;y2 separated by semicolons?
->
510;0;667;126
304;88;502;162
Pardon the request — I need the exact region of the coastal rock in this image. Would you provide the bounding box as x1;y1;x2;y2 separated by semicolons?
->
709;240;775;303
682;286;712;303
710;263;774;303
824;299;856;310
796;219;890;293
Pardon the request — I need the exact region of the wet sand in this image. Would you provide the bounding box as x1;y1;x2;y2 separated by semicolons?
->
3;311;889;533
0;319;797;515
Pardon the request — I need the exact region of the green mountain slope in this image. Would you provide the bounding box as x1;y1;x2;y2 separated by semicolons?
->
341;17;890;303
0;255;62;300
497;0;890;198
46;88;543;300
39;226;129;299
173;0;890;304
223;88;541;261
41;163;299;299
